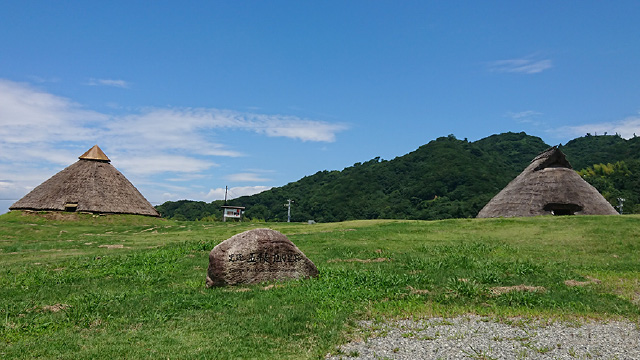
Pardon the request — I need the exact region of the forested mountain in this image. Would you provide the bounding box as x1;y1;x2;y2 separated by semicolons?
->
560;134;640;169
156;132;640;221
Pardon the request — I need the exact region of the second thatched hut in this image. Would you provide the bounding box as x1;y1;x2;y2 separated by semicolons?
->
477;147;618;218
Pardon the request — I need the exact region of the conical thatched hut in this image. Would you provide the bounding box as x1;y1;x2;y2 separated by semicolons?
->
477;147;618;218
10;145;160;217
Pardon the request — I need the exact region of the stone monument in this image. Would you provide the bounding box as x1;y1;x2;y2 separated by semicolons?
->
206;228;319;287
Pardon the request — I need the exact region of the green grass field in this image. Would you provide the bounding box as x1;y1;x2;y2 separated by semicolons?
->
1;211;639;359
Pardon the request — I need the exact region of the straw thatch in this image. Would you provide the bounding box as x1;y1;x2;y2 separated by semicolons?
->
477;147;618;218
10;145;159;217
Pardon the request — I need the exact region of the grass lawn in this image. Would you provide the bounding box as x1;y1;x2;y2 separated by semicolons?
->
1;211;639;359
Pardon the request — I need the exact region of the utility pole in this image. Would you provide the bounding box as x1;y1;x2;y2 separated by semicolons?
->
284;199;293;222
224;186;228;204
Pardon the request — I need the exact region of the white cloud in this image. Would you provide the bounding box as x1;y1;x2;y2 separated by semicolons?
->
0;79;105;146
113;154;218;175
506;110;542;120
164;174;207;182
104;107;347;158
0;164;61;211
203;186;272;201
488;57;552;74
0;180;27;201
28;75;61;83
0;78;347;208
559;116;640;139
86;78;130;88
225;172;271;182
505;110;544;125
0;78;346;168
247;115;347;142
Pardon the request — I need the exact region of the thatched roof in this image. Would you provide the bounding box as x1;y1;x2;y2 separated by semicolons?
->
10;145;159;217
477;147;619;218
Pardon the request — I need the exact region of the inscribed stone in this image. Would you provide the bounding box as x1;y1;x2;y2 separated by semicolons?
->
206;228;318;287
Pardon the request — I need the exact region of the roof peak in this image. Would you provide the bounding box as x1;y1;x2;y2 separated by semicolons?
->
532;146;571;171
79;145;110;162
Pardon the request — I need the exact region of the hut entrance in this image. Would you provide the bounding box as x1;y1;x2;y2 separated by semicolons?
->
543;203;583;216
64;202;78;212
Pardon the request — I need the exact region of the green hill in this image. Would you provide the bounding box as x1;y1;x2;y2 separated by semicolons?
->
560;134;640;169
156;132;640;221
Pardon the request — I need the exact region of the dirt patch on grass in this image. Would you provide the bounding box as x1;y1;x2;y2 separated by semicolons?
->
28;303;71;313
224;287;252;293
564;276;601;287
263;284;286;291
327;257;389;263
287;228;357;236
490;285;547;296
98;244;129;249
407;285;430;294
43;303;71;312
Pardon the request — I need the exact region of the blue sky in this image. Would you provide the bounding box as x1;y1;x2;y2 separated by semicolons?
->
2;1;640;214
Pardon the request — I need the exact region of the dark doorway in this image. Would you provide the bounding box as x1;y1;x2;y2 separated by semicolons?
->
543;203;583;215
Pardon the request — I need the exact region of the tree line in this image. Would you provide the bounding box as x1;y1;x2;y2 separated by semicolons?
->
155;132;640;221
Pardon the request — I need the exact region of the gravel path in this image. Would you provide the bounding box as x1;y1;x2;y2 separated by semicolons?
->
326;315;639;359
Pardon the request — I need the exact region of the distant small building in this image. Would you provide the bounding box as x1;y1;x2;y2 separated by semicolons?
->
222;205;245;222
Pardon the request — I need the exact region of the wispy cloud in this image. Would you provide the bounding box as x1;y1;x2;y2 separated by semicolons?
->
505;110;544;125
250;116;346;142
506;110;542;120
226;172;272;183
0;79;105;152
114;154;218;176
0;78;348;207
0;79;346;164
559;116;640;139
108;108;348;155
203;186;272;201
27;75;61;83
488;57;552;74
86;78;130;88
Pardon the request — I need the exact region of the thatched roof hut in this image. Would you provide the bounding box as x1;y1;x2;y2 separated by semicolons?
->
477;147;618;218
10;145;160;217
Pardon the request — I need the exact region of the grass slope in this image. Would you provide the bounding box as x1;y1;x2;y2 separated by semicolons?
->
1;211;639;359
